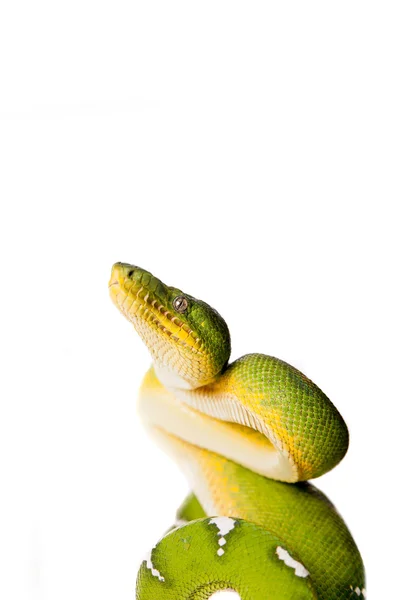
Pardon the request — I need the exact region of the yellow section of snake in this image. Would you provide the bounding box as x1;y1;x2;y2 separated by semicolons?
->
138;367;296;481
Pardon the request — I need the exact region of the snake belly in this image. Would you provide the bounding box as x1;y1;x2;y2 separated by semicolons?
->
109;262;365;600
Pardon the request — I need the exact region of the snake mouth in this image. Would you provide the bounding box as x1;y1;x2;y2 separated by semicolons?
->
108;266;123;289
111;280;200;352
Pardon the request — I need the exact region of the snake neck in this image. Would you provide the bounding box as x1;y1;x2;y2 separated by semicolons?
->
153;361;217;391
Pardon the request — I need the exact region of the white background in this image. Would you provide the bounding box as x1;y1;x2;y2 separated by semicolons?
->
1;2;399;599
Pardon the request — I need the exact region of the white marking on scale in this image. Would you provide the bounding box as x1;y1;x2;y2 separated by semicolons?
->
276;546;309;578
209;517;236;556
144;547;165;582
209;517;236;537
350;586;365;597
218;538;226;546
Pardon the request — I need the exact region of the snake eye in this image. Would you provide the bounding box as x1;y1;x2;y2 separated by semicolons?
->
173;295;188;313
128;269;135;278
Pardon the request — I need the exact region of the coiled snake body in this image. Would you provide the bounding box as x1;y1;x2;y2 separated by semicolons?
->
109;263;365;600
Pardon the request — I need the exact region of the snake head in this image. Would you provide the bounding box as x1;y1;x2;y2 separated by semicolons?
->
109;263;231;389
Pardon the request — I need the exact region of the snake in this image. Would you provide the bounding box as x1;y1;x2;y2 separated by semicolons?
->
108;262;366;600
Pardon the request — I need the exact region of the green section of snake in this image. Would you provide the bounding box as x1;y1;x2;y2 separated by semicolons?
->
138;518;318;599
108;262;365;599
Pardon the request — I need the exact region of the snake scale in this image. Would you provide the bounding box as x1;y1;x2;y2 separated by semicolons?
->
109;262;365;600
